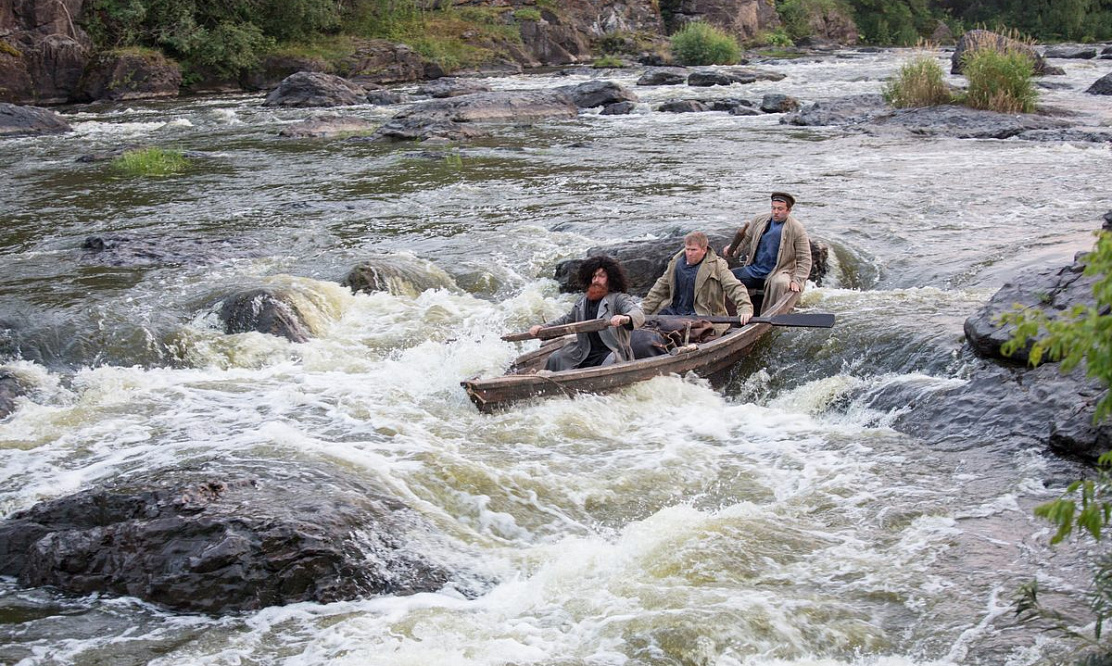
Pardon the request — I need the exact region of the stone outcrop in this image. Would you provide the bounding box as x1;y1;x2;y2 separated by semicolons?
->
341;39;433;85
637;68;687;86
263;71;367;107
665;0;780;42
555;80;638;107
0;464;470;614
1042;45;1097;60
0;102;71;136
74;49;182;102
218;288;314;343
343;255;457;297
0;0;92;104
951;29;1061;76
369;89;578;142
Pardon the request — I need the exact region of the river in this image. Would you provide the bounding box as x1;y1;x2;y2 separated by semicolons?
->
1;47;1111;665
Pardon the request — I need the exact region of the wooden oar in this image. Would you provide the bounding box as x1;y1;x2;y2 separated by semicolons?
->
647;313;835;328
503;312;834;342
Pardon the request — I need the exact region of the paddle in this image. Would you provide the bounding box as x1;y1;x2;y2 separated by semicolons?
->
647;313;835;328
502;312;834;341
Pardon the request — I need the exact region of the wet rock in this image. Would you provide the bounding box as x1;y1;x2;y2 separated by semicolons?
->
1043;45;1097;60
369;90;577;142
951;30;1059;76
688;70;753;87
239;54;331;91
1087;72;1112;95
760;93;800;113
1016;128;1112;143
218;288;313;343
366;89;409;105
964;254;1100;365
0;463;470;614
600;101;637;115
75;50;182;102
865;105;1070;139
0;369;25;420
278;115;378;138
554;80;638;108
263;72;367;108
657;100;709;113
637;68;687;86
342;255;456;297
80;235;263;266
553;229;828;296
781;93;888;126
729;104;762;116
0;102;71;137
415;78;491;98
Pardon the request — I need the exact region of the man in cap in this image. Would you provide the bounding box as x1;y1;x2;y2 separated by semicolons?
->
722;192;812;312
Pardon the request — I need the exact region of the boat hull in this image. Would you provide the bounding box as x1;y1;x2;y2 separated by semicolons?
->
462;293;800;413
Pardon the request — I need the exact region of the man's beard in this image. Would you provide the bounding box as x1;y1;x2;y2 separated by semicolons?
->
586;284;609;301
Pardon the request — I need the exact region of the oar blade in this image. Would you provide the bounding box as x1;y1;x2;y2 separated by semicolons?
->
760;313;835;328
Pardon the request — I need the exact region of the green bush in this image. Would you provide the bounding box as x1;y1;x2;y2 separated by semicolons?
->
882;55;952;107
592;54;624;68
961;45;1037;113
670;22;741;66
514;8;542;22
112;148;189;176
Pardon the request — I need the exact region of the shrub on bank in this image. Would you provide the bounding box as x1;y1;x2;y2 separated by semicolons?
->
112;148;189;176
960;46;1037;114
670;22;740;66
883;55;952;107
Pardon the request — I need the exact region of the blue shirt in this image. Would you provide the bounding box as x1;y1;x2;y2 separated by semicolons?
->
669;257;702;315
746;219;784;280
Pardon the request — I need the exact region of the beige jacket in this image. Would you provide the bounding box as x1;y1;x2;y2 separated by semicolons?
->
642;247;753;329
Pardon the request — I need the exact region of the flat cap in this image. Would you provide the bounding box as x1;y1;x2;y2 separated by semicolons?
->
770;191;795;207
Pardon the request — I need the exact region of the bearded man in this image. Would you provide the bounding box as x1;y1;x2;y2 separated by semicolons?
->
528;255;645;371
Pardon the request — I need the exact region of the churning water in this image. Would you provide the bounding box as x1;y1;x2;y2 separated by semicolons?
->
1;48;1111;665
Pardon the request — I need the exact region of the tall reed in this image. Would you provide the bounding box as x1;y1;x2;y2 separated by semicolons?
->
883;55;952;107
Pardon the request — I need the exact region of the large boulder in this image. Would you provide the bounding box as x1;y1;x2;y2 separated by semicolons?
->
0;102;71;136
1087;72;1112;95
75;49;181;102
951;29;1060;76
637;68;687;86
240;54;331;91
342;255;457;297
0;464;470;614
518;12;591;66
263;71;367;108
370;89;578;142
340;38;430;85
1042;45;1097;60
554;80;638;108
781;93;888;126
0;0;93;104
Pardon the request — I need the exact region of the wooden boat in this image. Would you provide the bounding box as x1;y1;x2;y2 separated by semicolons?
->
462;291;803;413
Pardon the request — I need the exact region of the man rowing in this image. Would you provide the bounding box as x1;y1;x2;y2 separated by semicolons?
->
642;231;753;333
528;255;645;371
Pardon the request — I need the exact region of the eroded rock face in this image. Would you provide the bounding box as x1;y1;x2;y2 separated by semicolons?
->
666;0;779;41
0;464;472;614
0;0;92;104
75;49;182;102
263;71;367;108
0;102;71;136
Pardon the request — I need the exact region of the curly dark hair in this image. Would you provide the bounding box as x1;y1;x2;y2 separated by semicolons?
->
577;255;629;294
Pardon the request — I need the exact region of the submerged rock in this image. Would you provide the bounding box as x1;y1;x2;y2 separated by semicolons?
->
637;68;687;86
0;463;470;614
781;94;888;126
218;288;314;342
278;115;378;138
369;90;578;142
0;369;25;419
1088;72;1112;95
342;255;457;297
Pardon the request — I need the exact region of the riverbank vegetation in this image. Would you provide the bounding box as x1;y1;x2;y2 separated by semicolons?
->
882;55;952;107
76;0;1112;84
669;22;741;65
883;43;1038;113
1005;232;1112;663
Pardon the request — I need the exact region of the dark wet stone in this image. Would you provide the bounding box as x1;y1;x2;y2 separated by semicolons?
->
218;289;313;343
414;78;491;98
710;98;753;112
80;235;264;266
263;72;367;108
75;50;181;102
0;103;72;137
780;94;888;126
0;463;473;614
657;100;709;113
637;68;687;86
0;369;24;420
866;105;1070;139
760;93;800;113
342;255;456;296
1087;72;1112;95
366;90;409;105
1042;45;1097;60
688;70;753;87
600;101;637;115
1016;128;1112;143
554;80;638;108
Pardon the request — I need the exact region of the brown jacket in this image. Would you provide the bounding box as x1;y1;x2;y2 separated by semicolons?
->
642;247;753;329
736;212;812;290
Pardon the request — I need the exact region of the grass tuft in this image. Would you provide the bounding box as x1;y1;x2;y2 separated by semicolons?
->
961;46;1037;113
883;55;952;107
670;22;740;66
112;148;190;176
